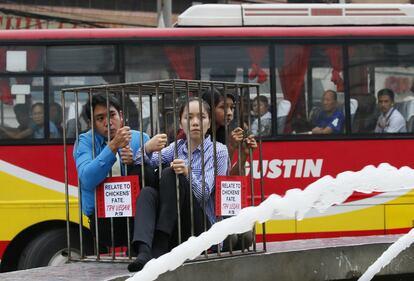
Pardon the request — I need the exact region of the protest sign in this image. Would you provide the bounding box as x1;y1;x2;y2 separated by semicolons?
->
215;176;249;216
96;176;140;218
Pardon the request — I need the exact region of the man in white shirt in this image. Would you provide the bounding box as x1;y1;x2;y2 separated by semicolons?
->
375;88;407;133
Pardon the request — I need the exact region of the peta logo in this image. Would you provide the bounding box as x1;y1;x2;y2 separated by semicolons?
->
245;159;323;179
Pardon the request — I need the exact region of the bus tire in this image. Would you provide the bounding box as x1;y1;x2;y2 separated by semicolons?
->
17;228;88;270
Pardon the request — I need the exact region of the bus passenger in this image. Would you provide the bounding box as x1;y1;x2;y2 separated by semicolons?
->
202;89;257;176
50;102;63;136
311;90;344;134
0;103;60;139
0;104;31;138
128;97;228;272
73;95;151;249
251;95;272;137
374;88;407;133
31;103;61;138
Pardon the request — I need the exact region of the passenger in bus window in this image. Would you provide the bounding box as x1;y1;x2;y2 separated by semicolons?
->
49;102;63;136
0;103;31;139
125;97;140;131
73;95;152;251
311;90;344;134
31;103;60;138
202;89;257;176
251;95;272;137
129;97;229;272
0;103;60;139
66;103;90;138
374;88;407;133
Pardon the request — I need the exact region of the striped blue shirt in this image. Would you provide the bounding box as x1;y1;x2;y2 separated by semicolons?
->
135;136;229;224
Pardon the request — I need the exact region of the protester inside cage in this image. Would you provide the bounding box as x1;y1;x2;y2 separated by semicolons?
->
202;88;257;176
73;94;153;250
128;97;229;272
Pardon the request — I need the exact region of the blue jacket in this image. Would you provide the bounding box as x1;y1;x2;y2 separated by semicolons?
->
73;129;149;216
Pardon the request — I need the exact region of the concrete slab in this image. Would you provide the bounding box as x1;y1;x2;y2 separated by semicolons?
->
0;261;129;281
114;235;414;281
1;235;413;281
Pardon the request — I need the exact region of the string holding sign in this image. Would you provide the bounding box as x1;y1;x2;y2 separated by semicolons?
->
96;175;140;218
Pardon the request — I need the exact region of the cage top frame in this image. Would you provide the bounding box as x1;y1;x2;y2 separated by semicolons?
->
61;79;260;97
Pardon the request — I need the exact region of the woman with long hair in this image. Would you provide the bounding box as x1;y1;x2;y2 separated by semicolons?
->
202;89;257;175
128;97;229;272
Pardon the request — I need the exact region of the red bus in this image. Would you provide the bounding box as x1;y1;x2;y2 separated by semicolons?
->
2;2;414;271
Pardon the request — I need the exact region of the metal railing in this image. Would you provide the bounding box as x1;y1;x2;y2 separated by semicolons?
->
62;79;267;265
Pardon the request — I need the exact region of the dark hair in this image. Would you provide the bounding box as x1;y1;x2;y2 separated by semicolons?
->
178;97;211;121
201;88;235;110
31;102;43;111
253;95;269;106
324;90;338;101
377;88;395;102
84;94;122;121
201;88;236;144
14;104;30;115
50;102;63;123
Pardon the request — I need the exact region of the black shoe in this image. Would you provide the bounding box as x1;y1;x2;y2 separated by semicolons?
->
127;254;151;272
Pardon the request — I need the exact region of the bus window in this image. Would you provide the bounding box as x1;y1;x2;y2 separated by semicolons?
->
0;46;44;73
125;45;196;134
0;76;47;139
125;45;195;81
47;45;116;73
349;43;414;134
275;44;346;135
49;76;119;138
200;45;271;135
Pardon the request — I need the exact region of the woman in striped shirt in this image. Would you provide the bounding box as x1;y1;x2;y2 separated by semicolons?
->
128;97;229;272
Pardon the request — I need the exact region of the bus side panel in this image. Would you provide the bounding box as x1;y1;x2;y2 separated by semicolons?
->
253;139;414;240
0;145;77;186
0;144;79;261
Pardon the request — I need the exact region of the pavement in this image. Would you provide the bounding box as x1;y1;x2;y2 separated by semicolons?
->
0;261;133;281
0;234;410;281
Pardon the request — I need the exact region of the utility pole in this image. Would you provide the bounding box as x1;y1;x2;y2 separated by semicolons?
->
157;0;172;28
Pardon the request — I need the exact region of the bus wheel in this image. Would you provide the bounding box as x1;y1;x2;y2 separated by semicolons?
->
17;228;87;270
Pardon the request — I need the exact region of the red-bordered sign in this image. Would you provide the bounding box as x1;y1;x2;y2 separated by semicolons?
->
216;176;249;216
96;176;140;218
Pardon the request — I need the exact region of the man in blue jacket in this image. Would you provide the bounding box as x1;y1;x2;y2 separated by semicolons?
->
73;94;150;248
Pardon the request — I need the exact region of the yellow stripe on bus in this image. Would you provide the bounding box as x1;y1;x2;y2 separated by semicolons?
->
0;171;85;240
256;190;414;234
